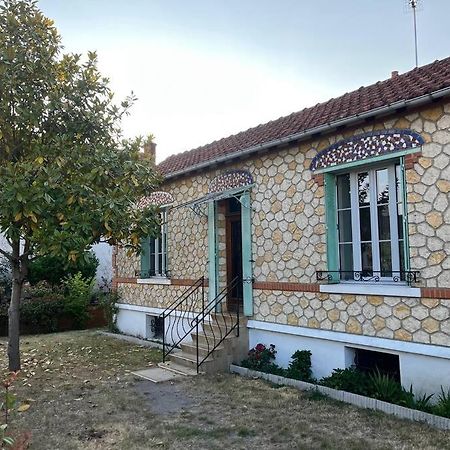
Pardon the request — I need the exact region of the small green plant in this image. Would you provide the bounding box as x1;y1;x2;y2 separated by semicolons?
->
241;343;284;374
319;367;371;396
402;386;434;413
63;273;94;328
434;387;450;418
305;388;328;402
286;350;314;382
368;370;410;404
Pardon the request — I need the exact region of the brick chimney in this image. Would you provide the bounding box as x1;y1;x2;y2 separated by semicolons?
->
142;139;156;165
391;70;399;78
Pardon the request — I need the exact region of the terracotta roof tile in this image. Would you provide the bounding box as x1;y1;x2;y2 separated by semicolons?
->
158;57;450;176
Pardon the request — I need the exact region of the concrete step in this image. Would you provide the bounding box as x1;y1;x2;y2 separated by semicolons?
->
191;330;238;348
169;351;214;372
157;361;199;376
209;313;247;327
180;342;225;358
202;322;242;337
169;350;232;374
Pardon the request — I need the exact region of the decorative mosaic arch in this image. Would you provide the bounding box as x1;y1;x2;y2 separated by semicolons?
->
137;191;174;209
309;129;424;172
209;170;254;194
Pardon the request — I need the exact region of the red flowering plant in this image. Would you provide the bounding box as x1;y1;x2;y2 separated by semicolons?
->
241;343;284;375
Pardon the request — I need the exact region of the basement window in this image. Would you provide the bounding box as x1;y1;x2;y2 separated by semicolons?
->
146;315;164;340
351;348;400;382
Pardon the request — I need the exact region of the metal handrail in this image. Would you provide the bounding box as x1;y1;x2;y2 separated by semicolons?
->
160;276;205;362
193;277;241;372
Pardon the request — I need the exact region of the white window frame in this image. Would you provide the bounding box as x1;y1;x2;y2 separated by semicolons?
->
337;163;404;283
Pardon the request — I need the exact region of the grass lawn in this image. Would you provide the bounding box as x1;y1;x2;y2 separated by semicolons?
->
0;330;449;449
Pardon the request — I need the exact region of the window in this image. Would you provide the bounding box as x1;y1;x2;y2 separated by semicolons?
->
142;209;168;278
146;315;164;340
336;163;405;281
351;347;400;382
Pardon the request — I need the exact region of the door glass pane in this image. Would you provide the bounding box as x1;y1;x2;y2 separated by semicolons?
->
399;241;405;275
379;241;392;275
376;168;389;204
158;251;163;276
395;165;402;202
397;203;404;240
377;204;391;240
338;210;352;242
339;243;353;279
359;207;371;241
358;172;370;206
361;243;373;274
337;174;351;209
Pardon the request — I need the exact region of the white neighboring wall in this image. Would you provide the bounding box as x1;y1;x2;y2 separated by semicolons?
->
0;235;10;254
90;242;113;287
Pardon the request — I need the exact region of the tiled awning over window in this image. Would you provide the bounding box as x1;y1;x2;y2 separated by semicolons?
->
310;129;424;172
174;170;254;215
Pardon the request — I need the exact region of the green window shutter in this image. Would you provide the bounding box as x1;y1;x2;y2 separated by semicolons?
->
208;201;218;302
399;157;411;272
241;191;253;317
324;173;339;283
140;237;150;278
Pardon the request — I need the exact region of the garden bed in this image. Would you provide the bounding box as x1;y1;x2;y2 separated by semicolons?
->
230;364;450;431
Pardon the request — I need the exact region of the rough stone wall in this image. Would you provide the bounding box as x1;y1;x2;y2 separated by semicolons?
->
116;100;450;346
253;291;449;345
405;103;450;288
117;283;208;312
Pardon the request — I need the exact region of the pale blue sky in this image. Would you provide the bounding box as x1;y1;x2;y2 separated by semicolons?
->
39;0;450;161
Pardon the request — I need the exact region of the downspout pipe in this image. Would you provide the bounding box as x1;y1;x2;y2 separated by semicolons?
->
164;86;450;180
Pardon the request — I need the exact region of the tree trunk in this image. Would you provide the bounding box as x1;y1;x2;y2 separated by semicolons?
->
8;239;23;371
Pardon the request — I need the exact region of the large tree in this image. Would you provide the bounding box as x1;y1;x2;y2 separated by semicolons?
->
0;0;161;370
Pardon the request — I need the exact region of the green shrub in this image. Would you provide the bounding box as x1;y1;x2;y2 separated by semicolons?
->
319;367;372;396
241;343;284;374
286;350;314;382
434;387;450;418
23;281;64;301
28;252;98;286
99;289;120;333
20;298;64;332
62;273;94;329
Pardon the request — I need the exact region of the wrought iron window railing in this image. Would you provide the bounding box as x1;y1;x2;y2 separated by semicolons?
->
135;270;170;278
316;270;420;285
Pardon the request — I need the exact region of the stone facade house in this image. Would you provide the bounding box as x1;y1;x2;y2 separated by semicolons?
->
114;57;450;394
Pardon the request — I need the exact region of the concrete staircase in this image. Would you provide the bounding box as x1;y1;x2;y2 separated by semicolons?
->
159;312;248;374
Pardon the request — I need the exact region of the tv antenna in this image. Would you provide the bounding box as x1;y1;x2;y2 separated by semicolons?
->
406;0;422;67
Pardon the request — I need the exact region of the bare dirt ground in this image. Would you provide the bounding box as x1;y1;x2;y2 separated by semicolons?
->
1;330;449;449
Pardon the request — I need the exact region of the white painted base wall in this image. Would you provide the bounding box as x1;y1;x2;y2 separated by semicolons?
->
117;305;450;396
116;303;200;344
248;320;450;397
